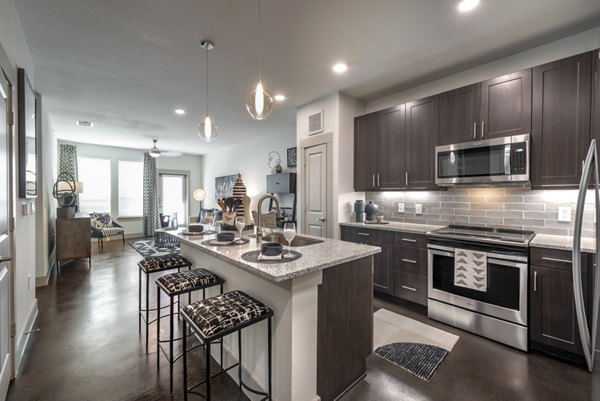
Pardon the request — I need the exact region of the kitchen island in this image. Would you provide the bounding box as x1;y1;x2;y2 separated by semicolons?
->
169;230;380;401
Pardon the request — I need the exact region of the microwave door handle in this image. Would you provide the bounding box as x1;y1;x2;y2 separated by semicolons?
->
505;145;511;175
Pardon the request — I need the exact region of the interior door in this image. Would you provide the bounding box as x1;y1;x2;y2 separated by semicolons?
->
0;70;13;399
158;173;187;226
304;144;327;237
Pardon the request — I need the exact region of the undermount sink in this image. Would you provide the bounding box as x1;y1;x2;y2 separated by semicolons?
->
249;233;324;247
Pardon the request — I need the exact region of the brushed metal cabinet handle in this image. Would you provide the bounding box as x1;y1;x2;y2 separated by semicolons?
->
401;258;417;264
541;257;571;264
473;122;477;140
0;256;11;263
357;232;371;237
481;120;485;139
534;271;537;292
405;172;408;186
401;285;417;292
372;174;375;187
401;238;417;243
377;174;380;187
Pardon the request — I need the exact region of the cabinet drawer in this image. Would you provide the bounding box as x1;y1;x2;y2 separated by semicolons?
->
393;232;426;248
341;226;393;244
394;246;427;276
393;272;427;306
530;248;591;272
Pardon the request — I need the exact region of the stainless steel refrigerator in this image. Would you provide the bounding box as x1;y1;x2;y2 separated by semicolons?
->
573;140;600;389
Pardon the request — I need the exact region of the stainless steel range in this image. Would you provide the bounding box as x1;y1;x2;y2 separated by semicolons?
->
427;224;535;351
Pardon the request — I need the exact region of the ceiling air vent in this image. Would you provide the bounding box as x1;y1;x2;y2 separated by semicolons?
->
76;120;94;127
308;110;323;136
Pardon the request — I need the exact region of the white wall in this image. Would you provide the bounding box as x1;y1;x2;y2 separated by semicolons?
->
201;127;297;213
0;0;39;376
366;25;600;113
59;140;203;236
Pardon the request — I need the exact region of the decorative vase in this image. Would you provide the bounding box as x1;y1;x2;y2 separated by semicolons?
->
354;200;365;222
365;201;379;222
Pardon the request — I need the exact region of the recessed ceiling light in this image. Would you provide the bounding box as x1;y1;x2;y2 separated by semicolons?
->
174;108;186;115
274;94;286;102
458;0;479;12
76;120;94;127
332;63;348;74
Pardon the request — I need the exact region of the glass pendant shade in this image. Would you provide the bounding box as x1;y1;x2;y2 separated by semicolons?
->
197;115;218;142
246;80;273;120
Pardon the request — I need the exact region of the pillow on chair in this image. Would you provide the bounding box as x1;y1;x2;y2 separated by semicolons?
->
91;212;112;227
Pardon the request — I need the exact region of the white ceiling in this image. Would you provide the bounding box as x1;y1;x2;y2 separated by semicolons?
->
14;0;600;155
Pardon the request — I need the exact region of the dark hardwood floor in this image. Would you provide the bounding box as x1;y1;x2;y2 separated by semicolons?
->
6;241;600;401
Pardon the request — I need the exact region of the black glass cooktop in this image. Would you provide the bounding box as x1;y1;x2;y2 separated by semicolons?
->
428;224;536;246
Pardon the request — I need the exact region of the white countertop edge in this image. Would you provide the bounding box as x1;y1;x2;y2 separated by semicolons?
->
171;231;381;283
340;221;444;234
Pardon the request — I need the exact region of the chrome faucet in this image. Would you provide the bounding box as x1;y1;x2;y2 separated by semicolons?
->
256;194;281;243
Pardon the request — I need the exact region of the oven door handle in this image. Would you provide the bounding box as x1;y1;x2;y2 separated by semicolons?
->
487;258;528;269
428;249;455;258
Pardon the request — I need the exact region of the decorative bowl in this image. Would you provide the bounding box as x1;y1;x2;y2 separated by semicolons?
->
216;232;235;242
188;223;204;233
261;242;283;256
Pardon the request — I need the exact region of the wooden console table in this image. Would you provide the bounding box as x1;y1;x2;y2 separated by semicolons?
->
56;217;91;273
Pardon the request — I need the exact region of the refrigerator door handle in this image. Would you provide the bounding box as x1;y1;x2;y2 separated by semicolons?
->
573;139;600;372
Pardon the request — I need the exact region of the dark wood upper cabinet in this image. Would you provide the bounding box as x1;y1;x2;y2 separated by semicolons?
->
354;114;379;191
379;106;405;189
531;52;593;189
405;95;438;189
481;70;532;139
439;83;480;145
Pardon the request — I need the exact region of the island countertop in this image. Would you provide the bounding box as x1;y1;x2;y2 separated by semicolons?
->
169;230;381;283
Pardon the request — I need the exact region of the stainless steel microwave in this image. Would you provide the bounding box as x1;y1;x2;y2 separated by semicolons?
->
435;134;530;186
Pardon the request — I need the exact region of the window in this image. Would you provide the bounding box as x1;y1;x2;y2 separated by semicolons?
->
118;160;143;217
77;157;111;214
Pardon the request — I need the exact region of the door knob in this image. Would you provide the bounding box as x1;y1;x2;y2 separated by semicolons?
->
316;217;326;222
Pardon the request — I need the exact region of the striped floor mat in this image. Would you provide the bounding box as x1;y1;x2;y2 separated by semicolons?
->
374;342;449;381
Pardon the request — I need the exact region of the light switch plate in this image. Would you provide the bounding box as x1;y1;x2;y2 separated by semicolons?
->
397;203;405;213
415;204;423;215
558;206;571;222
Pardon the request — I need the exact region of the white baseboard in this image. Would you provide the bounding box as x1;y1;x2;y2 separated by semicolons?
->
14;299;38;377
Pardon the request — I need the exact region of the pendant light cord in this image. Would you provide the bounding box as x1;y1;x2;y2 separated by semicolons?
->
205;46;209;116
257;0;261;81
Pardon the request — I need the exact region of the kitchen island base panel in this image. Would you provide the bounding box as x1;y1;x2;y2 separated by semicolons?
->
180;242;373;401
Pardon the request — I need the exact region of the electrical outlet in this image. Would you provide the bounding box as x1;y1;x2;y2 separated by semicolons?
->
558;206;571;222
415;203;423;215
397;203;405;213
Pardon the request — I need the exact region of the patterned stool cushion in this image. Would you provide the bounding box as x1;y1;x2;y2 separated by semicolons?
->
156;269;223;295
182;290;272;339
138;254;192;273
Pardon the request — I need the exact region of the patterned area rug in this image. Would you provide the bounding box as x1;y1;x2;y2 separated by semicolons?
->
129;239;180;258
373;308;459;382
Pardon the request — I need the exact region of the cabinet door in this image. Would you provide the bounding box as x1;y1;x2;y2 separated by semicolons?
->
593;50;600;144
405;96;438;189
480;70;532;139
530;265;588;355
354;114;379;191
371;241;393;294
438;83;480;145
531;52;593;188
379;106;406;189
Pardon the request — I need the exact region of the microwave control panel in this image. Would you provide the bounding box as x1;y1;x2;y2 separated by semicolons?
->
510;142;527;174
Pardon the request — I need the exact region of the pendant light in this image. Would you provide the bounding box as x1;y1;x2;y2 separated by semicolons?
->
246;0;273;120
149;139;161;158
197;40;218;142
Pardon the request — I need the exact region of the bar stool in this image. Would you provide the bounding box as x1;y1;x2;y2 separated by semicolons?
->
181;290;273;401
138;254;193;351
155;269;224;393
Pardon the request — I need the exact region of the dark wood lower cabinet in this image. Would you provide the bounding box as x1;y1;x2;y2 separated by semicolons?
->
529;248;593;360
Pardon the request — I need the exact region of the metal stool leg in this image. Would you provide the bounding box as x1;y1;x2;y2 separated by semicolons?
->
138;268;142;333
268;317;272;400
183;319;188;401
145;272;150;353
206;341;211;401
157;286;161;367
238;329;243;392
169;294;175;393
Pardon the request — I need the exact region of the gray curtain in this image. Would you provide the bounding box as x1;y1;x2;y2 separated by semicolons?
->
143;153;159;237
58;144;79;207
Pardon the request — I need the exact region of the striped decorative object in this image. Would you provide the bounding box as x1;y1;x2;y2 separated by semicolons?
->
232;174;246;217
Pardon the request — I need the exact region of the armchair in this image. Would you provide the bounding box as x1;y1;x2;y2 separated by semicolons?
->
90;213;125;251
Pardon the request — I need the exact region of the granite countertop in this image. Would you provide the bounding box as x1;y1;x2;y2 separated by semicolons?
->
530;234;596;254
168;230;381;283
340;221;444;234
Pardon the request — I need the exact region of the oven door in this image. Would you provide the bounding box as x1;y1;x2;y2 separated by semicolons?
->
428;244;528;326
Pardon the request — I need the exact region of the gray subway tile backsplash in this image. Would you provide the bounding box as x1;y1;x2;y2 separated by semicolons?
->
364;188;595;236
